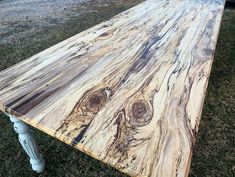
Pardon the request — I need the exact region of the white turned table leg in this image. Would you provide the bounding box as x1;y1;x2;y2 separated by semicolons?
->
9;115;45;173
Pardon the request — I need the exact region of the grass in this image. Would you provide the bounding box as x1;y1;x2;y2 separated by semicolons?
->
0;3;234;177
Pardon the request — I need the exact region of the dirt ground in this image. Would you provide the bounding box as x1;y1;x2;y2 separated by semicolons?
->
0;0;142;44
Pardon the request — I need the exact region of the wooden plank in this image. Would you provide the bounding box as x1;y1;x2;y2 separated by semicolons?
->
0;0;225;176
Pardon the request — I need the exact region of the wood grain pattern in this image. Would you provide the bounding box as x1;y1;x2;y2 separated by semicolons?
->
0;0;225;176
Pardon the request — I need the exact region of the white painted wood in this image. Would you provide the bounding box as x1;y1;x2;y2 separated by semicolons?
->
9;115;45;173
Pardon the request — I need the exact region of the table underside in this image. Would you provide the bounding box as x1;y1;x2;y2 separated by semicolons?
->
0;0;225;176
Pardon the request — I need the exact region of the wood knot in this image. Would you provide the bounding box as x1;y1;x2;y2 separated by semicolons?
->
86;90;107;113
98;29;115;39
129;100;152;127
99;32;110;37
132;102;147;119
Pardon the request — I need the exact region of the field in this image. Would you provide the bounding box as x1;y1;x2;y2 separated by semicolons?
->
0;1;234;177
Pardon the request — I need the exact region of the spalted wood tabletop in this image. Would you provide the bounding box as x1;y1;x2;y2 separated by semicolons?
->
0;0;226;176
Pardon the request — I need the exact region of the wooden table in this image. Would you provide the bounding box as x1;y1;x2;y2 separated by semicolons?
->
0;0;226;176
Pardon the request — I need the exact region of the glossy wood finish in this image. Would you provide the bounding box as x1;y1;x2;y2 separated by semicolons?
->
0;0;225;176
